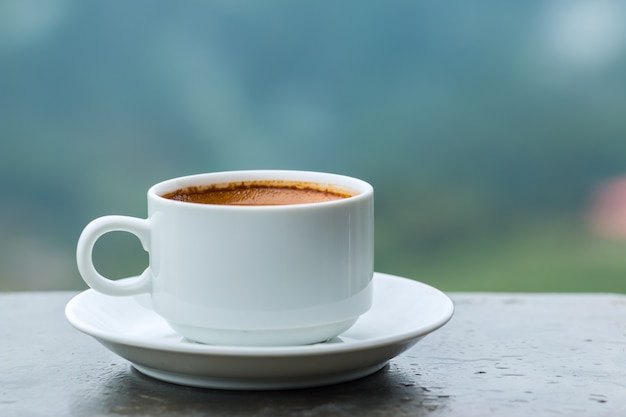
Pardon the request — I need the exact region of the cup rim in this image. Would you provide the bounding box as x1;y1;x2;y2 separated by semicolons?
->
148;170;373;210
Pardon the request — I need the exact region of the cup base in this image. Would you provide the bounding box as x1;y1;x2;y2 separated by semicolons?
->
168;318;358;347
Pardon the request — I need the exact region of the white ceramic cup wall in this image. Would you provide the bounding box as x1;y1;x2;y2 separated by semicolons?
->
76;170;374;346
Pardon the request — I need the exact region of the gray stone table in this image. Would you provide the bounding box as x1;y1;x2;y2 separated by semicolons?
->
2;291;626;416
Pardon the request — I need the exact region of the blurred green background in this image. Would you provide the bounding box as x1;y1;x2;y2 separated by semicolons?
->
2;0;626;293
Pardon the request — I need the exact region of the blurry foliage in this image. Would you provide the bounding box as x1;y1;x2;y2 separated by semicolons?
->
1;0;626;292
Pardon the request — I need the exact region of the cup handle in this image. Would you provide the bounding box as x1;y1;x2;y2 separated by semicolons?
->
76;215;152;296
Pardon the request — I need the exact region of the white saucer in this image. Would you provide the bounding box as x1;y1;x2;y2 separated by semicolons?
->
65;272;454;390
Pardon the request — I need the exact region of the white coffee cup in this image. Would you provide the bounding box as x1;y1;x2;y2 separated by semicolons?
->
76;170;374;346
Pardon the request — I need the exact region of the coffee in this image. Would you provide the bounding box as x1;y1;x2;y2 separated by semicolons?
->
162;180;354;206
77;170;374;346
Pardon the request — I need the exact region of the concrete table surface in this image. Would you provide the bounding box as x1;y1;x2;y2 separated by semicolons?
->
2;291;625;417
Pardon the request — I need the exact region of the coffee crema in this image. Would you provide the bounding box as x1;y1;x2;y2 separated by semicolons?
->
161;180;354;206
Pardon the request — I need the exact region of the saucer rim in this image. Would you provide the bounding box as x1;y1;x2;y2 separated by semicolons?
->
65;272;454;357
